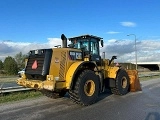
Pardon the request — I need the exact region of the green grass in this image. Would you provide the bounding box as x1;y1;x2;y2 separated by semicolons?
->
0;75;43;104
139;75;160;81
0;90;42;104
0;75;18;83
139;72;160;81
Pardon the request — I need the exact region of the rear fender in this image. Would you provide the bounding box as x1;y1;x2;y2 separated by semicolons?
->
65;61;97;89
106;67;119;79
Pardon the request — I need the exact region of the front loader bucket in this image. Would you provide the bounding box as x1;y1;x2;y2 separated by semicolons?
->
126;70;142;92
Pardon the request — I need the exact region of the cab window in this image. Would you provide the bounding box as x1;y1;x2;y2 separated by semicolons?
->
91;41;98;55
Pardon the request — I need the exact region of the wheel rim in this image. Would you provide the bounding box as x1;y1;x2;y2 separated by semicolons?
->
121;77;127;88
84;80;95;96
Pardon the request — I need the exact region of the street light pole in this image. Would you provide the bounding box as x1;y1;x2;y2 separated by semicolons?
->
127;34;137;70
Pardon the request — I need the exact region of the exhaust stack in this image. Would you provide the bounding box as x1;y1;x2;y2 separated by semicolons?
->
61;34;67;48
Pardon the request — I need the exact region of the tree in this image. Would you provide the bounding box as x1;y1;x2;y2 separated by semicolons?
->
14;52;28;70
0;60;3;70
3;56;18;75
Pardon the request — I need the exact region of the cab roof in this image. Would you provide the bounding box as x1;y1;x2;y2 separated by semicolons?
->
68;34;103;41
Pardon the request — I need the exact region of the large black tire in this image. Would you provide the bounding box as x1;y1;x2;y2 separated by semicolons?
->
69;70;100;106
111;69;130;95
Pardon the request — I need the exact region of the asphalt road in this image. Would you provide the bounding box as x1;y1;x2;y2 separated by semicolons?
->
0;82;18;88
0;78;160;120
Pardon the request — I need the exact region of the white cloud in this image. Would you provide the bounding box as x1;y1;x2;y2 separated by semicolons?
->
101;39;160;62
1;38;160;63
120;21;137;27
138;40;160;51
101;39;134;58
0;38;62;61
106;31;121;34
47;38;62;47
108;39;118;43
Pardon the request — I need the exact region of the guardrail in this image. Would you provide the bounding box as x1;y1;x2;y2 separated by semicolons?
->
138;73;160;78
0;86;32;94
0;72;159;94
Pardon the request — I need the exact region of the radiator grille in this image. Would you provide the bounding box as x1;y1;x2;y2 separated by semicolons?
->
26;55;44;75
25;49;52;80
59;51;66;80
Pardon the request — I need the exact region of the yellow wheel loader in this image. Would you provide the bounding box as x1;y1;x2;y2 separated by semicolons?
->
17;34;141;105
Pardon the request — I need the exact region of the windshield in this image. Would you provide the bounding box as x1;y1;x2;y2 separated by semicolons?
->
71;38;99;55
73;40;89;51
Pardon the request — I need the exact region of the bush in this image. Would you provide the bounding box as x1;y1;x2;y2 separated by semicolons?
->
0;70;6;74
3;56;18;75
0;60;3;70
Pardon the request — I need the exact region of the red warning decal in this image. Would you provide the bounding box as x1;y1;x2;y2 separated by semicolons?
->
32;60;38;69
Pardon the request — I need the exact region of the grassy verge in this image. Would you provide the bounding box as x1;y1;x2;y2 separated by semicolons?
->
0;90;42;104
0;75;18;83
0;75;43;104
139;75;160;81
139;72;160;81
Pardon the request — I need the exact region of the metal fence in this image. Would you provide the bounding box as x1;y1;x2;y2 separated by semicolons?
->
0;71;160;94
0;83;32;94
138;72;160;78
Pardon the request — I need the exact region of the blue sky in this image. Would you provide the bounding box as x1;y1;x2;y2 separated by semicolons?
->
0;0;160;62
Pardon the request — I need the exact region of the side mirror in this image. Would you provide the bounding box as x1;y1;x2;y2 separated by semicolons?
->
112;56;117;59
101;40;104;47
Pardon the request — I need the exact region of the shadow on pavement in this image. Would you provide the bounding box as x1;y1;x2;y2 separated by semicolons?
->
145;112;160;120
96;89;113;103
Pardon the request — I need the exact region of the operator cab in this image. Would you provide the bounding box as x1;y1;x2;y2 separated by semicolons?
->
68;35;103;63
